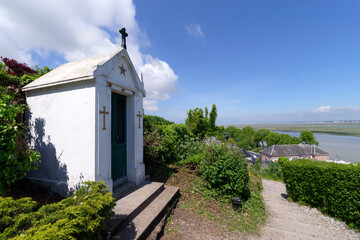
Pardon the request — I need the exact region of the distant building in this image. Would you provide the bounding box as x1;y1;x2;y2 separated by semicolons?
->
260;144;329;162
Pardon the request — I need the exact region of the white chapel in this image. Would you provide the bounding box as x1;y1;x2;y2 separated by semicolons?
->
23;29;146;196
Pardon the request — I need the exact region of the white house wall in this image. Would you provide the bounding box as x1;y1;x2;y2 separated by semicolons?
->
26;80;96;196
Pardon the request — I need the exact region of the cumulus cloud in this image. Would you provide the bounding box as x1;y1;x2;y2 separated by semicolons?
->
0;0;177;111
185;23;204;38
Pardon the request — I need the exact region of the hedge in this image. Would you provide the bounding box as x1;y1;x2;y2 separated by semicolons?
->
281;159;360;229
0;181;115;239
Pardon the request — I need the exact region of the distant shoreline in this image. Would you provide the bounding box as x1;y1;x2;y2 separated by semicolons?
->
233;122;360;138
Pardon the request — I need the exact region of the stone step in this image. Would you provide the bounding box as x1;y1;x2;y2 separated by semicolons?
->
113;182;136;200
104;182;165;239
114;185;180;240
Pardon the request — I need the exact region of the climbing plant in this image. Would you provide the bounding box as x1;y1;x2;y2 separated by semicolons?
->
0;57;51;195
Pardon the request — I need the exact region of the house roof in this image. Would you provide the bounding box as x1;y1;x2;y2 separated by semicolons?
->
260;144;329;157
23;48;126;91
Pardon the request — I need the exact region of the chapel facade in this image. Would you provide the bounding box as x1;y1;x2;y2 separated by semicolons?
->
23;44;146;196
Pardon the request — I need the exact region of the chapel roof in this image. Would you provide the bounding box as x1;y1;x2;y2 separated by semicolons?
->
23;48;124;91
260;144;329;157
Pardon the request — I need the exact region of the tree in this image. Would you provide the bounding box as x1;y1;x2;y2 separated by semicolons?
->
209;104;217;130
255;129;271;143
278;134;293;145
300;131;318;145
226;126;242;139
185;108;208;138
265;132;280;146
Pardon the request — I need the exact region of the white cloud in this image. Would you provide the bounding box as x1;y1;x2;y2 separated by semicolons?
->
312;106;331;113
312;106;360;114
0;0;176;111
185;23;204;38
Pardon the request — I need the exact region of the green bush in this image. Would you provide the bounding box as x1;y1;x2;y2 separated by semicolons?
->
199;144;250;199
0;59;51;196
177;152;205;170
157;124;192;164
143;129;164;167
0;181;115;239
260;162;283;181
0;87;40;195
282;159;360;229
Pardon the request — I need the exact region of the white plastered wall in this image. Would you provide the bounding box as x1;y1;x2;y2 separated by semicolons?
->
95;52;145;189
26;80;96;196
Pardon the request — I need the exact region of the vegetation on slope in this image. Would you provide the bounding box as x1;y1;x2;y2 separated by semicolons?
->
144;108;267;235
0;57;51;195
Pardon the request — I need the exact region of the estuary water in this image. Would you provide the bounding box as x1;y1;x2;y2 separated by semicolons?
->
275;131;360;163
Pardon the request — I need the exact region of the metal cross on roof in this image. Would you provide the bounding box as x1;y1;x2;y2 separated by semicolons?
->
119;28;128;49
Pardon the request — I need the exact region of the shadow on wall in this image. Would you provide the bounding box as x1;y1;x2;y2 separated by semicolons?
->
27;117;72;197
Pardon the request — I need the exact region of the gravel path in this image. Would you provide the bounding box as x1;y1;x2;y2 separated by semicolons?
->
256;179;360;240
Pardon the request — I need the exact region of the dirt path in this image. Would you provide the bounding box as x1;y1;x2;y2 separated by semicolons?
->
256;179;360;240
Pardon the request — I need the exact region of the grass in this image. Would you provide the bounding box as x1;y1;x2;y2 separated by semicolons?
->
260;172;283;182
271;126;360;137
258;162;284;182
163;166;268;235
236;122;360;137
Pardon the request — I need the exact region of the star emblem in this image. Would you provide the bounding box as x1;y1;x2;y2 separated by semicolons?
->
119;64;126;76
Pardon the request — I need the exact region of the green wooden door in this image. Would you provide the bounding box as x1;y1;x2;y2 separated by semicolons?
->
111;93;126;180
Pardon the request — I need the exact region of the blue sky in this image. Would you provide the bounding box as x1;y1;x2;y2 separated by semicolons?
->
1;0;360;125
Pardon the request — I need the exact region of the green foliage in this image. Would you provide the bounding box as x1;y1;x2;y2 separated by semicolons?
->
199;145;250;199
225;125;302;151
278;156;290;165
177;152;205;170
0;181;115;239
185;108;208;138
282;159;360;229
209;104;217;131
144;121;202;166
260;162;283;182
300;131;319;145
143;114;174;132
159;124;192;163
185;104;219;138
0;58;50;196
0;87;40;196
264;132;280;146
143;129;164;167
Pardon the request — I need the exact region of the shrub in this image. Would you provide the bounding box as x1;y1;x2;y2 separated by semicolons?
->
0;87;40;195
199;144;250;199
0;181;115;239
143;129;164;167
260;162;283;181
282;159;360;229
0;58;50;196
177;152;205;170
158;124;192;164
